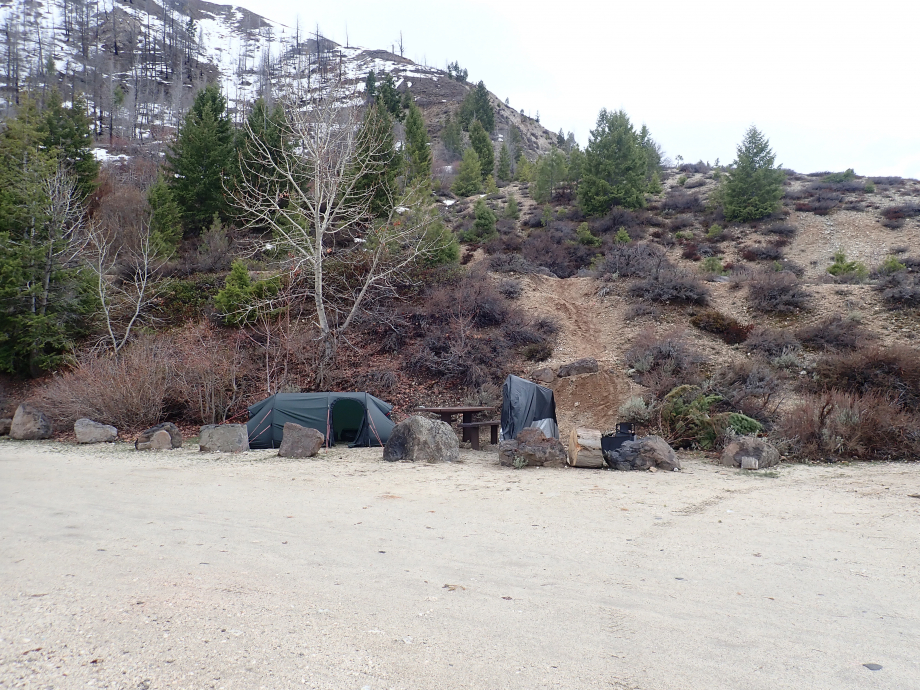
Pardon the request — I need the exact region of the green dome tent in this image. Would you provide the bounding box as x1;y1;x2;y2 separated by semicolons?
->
247;392;395;449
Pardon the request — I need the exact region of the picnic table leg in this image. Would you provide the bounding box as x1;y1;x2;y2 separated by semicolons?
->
438;413;453;425
461;412;473;443
469;429;480;451
490;424;499;445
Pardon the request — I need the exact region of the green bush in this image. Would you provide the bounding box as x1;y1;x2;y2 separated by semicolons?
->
727;413;763;436
677;174;688;186
706;224;723;239
879;256;906;274
614;227;631;244
213;260;280;325
576;222;602;247
461;199;498;243
823;168;856;183
827;252;868;280
504;194;520;219
700;256;726;276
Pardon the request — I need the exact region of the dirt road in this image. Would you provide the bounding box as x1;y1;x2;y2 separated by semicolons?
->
1;440;918;689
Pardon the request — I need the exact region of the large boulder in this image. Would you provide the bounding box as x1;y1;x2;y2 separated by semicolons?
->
278;423;324;458
530;367;556;384
499;427;566;468
74;418;118;444
557;358;599;378
135;422;183;450
199;424;249;453
721;436;780;470
9;404;52;440
0;418;11;435
606;435;681;471
383;416;459;463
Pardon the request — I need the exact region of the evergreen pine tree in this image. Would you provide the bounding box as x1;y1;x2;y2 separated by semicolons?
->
469;198;497;241
457;81;495;132
165;83;236;232
364;70;377;100
468;120;494;181
452;147;482;196
497;143;511;180
578;108;648;214
504;193;519;219
40;91;99;198
376;73;403;121
440;114;464;160
722;126;785;222
239;97;289;208
515;153;533;182
147;172;183;256
404;100;432;183
637;124;664;193
352;103;401;217
531;149;568;204
0;97;95;375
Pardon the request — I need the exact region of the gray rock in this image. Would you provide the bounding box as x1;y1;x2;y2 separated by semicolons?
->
0;418;11;435
199;423;249;453
278;423;324;458
383;416;459;463
9;404;52;440
74;418;118;444
135;422;183;450
606;435;681;471
557;357;599;378
499;427;566;468
721;436;780;470
530;367;556;384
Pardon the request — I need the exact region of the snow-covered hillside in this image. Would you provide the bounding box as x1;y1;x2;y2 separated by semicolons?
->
0;0;557;156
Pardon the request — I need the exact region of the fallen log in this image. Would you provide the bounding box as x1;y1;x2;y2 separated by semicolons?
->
567;427;605;468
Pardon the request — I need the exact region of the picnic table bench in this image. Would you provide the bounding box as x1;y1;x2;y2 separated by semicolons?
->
415;406;498;449
458;420;500;450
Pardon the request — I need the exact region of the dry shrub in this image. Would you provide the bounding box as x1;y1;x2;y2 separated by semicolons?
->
406;270;555;388
712;360;783;422
745;325;799;357
661;189;703;213
624;303;661;321
812;346;920;408
590;206;638;234
881;202;920;221
747;270;810;313
690;310;752;345
169;323;253;425
625;327;704;397
522;227;595;278
31;338;172;431
876;269;920;308
762;222;798;237
600;242;667;277
669;214;694;231
628;268;709;305
741;245;784;262
796;315;873;351
684;177;706;189
777;391;920;461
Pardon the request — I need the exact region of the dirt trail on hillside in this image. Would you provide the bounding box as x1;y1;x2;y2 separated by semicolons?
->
512;275;639;434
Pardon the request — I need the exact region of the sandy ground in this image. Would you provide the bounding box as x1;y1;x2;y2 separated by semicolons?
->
1;439;919;690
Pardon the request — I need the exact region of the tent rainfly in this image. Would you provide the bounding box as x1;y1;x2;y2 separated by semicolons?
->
500;375;559;441
247;392;395;449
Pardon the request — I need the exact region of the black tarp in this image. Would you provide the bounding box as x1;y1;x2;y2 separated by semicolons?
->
500;375;558;440
247;392;395;449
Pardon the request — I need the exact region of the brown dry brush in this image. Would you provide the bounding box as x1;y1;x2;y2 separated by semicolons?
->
31;324;264;431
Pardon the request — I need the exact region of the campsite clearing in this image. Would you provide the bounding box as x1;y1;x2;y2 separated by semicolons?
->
1;441;919;690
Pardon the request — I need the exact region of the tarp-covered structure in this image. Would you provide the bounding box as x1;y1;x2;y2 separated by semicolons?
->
500;375;559;440
247;392;395;449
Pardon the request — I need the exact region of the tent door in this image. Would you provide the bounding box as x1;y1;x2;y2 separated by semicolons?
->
331;398;367;445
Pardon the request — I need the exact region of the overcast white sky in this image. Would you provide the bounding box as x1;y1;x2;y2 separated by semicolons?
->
235;0;920;177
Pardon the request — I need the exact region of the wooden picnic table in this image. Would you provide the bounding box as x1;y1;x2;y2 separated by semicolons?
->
415;406;496;444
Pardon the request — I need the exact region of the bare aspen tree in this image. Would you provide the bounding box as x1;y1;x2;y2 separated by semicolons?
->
233;80;447;381
84;218;163;354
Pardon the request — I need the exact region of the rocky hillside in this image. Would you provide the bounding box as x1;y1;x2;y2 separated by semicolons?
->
0;0;556;156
